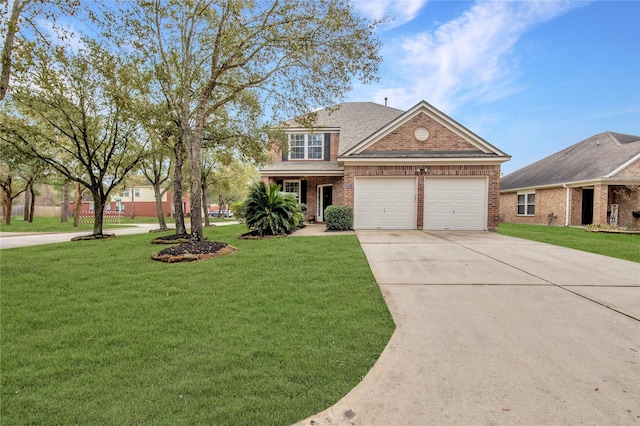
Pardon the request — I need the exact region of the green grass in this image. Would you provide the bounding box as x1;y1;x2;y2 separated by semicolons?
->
0;224;394;425
498;222;640;263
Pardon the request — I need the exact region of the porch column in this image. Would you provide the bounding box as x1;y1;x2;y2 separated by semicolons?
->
592;184;608;225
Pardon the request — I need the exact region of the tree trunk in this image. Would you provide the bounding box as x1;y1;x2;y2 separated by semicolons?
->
73;182;83;228
23;187;30;221
172;142;187;235
91;189;104;235
202;178;210;227
2;188;12;225
61;182;69;222
188;122;203;242
28;181;35;222
130;186;135;220
153;182;168;230
0;0;22;101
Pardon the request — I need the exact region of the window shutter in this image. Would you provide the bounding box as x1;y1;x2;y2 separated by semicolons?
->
281;140;288;161
276;179;283;190
324;134;331;161
301;180;307;204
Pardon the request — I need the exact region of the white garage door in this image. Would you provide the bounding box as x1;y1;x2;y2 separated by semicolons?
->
424;177;487;230
354;177;416;230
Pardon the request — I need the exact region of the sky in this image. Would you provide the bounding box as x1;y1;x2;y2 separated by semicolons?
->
349;0;640;175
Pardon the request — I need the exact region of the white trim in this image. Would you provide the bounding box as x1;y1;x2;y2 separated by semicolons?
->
260;170;343;177
516;191;536;216
605;152;640;178
288;134;324;160
339;157;509;166
500;176;640;193
342;100;509;157
317;184;333;222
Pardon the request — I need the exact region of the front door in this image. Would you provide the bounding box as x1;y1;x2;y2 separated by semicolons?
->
581;188;594;225
317;185;333;222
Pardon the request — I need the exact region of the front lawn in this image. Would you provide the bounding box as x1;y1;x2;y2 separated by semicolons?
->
497;223;640;263
0;224;394;425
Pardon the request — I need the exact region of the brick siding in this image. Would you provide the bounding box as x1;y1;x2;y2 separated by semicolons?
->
364;112;477;153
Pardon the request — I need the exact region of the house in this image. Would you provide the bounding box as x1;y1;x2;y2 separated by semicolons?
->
109;185;173;217
71;185;174;217
499;132;640;228
259;101;510;230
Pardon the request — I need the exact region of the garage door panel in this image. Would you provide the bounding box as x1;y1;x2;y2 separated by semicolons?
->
355;177;416;230
424;177;487;231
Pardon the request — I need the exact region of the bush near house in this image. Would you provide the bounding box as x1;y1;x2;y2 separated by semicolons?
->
325;205;353;231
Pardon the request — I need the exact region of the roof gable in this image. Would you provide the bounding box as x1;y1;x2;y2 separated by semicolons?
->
342;100;508;157
500;132;640;191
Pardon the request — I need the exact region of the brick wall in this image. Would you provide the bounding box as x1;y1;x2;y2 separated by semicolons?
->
500;188;567;225
364;112;477;153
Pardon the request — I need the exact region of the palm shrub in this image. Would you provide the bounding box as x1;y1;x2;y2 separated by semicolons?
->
325;205;353;231
244;182;301;236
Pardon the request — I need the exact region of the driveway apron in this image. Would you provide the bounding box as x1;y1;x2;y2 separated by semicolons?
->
296;230;640;425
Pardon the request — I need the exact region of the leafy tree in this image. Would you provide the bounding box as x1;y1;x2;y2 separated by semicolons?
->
0;140;26;224
123;0;383;242
1;42;150;235
0;0;100;101
244;181;300;236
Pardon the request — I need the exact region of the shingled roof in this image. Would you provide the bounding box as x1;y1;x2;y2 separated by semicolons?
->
281;102;405;155
500;132;640;191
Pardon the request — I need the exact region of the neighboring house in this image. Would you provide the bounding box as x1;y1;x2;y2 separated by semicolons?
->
260;101;510;230
500;132;640;228
109;186;173;217
71;186;174;217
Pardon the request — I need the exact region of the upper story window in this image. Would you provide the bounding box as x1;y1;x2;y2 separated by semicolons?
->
134;188;140;197
517;192;535;215
289;134;324;160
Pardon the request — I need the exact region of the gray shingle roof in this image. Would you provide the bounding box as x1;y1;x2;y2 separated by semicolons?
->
282;102;405;155
500;132;640;191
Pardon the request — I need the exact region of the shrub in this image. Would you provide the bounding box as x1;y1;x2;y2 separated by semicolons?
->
325;205;353;231
230;201;245;223
244;182;301;236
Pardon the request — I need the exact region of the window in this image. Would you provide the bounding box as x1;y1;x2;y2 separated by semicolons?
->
134;188;140;197
517;192;535;215
284;180;301;201
123;190;130;197
288;134;324;160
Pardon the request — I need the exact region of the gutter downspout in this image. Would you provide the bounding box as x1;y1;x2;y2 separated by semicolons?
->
563;184;570;226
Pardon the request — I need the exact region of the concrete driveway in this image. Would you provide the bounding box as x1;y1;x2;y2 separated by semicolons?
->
296;231;640;425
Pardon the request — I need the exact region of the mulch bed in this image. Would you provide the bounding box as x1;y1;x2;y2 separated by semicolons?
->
151;241;236;263
238;230;287;240
71;234;116;241
151;234;208;244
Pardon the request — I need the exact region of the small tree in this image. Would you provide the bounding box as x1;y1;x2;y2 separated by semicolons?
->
244;182;300;236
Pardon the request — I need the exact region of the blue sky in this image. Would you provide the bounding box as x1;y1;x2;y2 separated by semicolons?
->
350;0;640;175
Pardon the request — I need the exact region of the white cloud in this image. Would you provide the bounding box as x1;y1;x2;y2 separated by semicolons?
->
372;1;586;112
354;0;429;28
